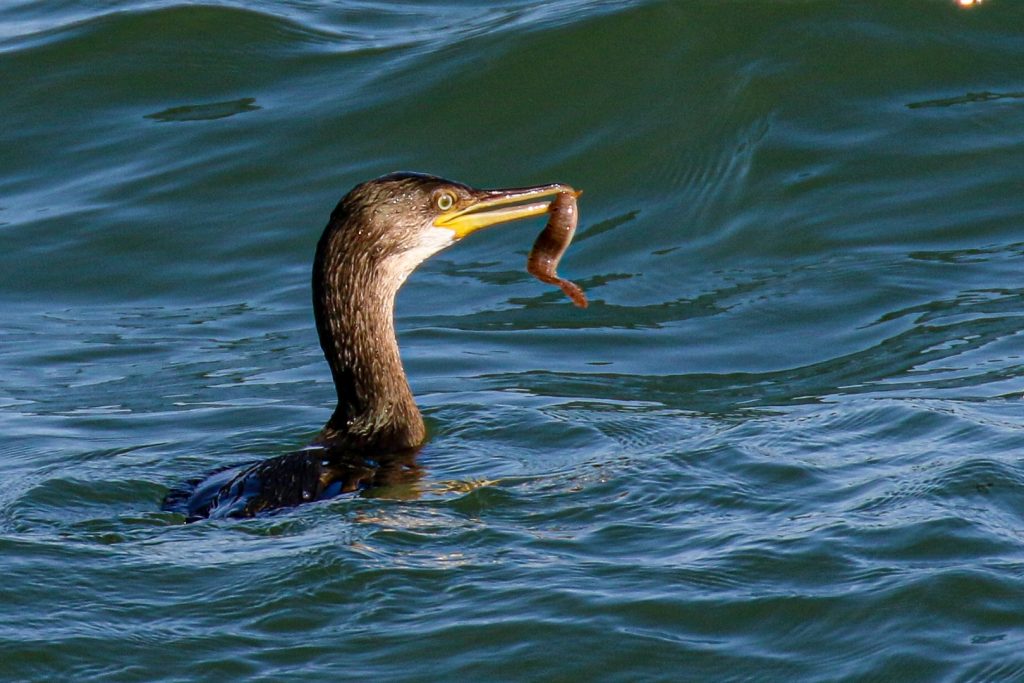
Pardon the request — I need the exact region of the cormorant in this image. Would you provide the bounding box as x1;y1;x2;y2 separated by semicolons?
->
163;172;576;521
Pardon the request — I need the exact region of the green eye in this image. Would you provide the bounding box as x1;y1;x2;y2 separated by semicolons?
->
436;192;455;211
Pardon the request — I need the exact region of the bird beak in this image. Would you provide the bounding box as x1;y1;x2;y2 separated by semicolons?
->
433;183;580;239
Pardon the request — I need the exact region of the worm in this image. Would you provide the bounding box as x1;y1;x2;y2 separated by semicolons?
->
527;191;587;308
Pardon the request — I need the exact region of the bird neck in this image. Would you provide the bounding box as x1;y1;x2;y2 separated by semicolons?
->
310;221;426;452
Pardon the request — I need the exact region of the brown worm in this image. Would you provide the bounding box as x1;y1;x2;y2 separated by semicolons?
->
527;191;587;308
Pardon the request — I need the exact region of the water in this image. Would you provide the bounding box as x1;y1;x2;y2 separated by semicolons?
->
2;0;1024;679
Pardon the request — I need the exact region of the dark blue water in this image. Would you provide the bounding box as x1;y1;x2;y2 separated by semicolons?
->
2;0;1024;680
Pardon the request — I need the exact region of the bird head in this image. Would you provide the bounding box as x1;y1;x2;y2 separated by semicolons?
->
327;172;576;280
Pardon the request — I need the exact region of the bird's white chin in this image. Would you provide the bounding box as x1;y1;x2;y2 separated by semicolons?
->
388;226;457;287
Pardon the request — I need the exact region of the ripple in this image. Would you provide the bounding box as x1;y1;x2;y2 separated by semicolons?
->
144;97;261;123
907;90;1024;109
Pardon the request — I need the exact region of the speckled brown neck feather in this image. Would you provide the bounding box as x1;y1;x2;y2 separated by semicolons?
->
311;196;427;452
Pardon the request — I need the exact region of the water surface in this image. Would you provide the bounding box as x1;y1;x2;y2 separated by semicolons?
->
2;1;1024;680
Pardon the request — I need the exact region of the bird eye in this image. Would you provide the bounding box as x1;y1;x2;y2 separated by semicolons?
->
436;192;455;211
